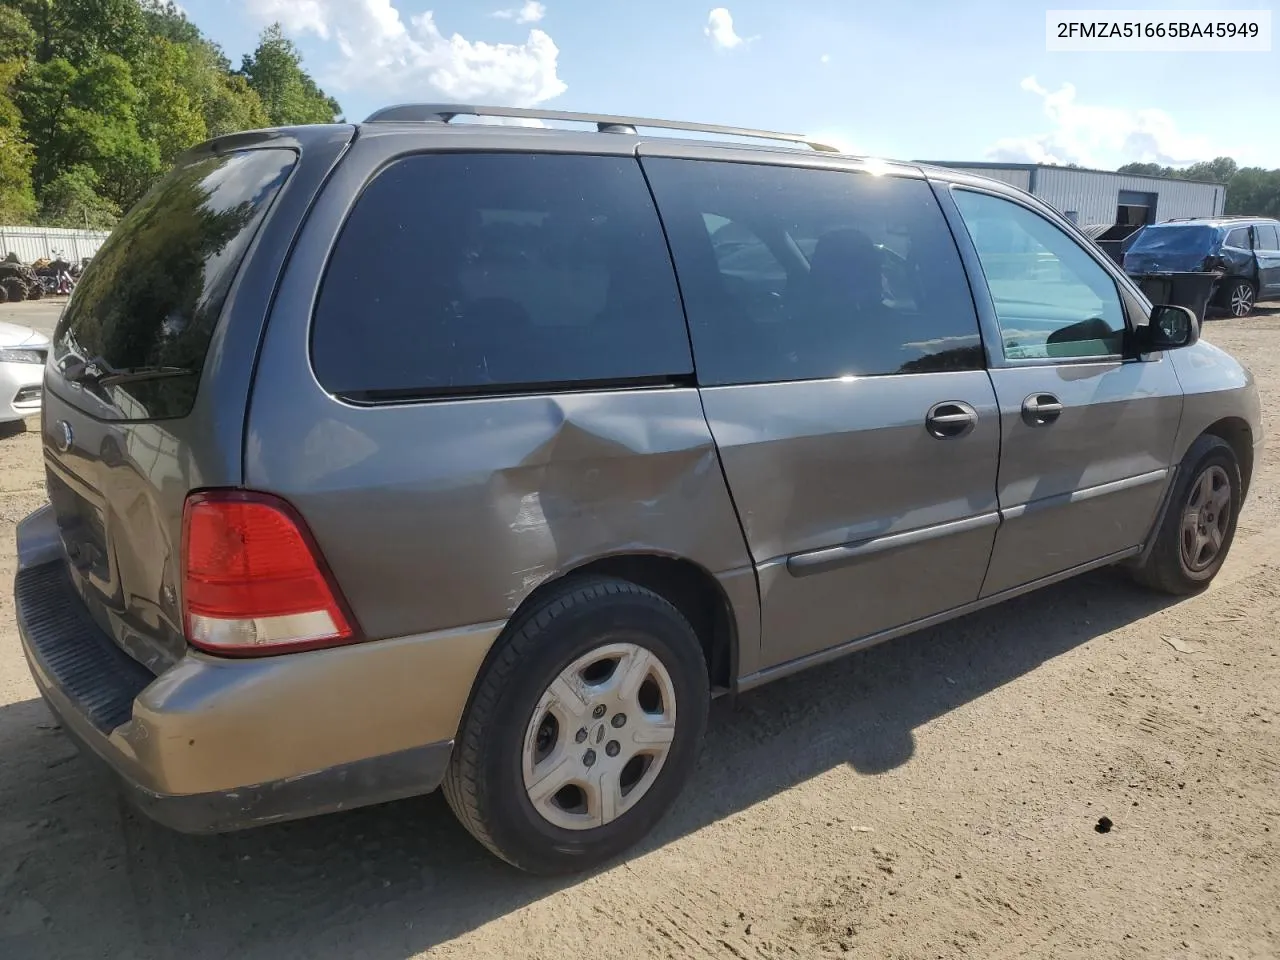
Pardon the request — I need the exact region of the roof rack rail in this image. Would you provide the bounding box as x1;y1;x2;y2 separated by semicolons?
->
364;103;841;153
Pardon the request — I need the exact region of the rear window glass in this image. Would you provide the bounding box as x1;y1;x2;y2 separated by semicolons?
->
311;153;693;398
1126;225;1219;256
52;148;296;420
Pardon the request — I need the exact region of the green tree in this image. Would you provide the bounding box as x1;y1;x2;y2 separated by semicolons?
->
38;163;118;226
1225;168;1280;218
17;51;157;208
1118;156;1280;218
0;59;37;222
135;37;206;162
203;71;268;137
239;24;339;126
15;55;80;189
1116;161;1174;178
0;3;36;60
1;3;335;228
173;36;269;139
139;0;201;46
1179;157;1238;184
6;0;146;67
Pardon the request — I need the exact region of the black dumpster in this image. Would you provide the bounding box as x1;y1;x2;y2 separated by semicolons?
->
1082;223;1145;267
1096;239;1125;266
1133;272;1218;323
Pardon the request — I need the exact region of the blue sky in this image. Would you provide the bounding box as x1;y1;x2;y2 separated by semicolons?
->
181;0;1278;169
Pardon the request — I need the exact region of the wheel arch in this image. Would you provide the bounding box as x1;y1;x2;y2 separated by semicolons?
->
1216;274;1256;312
506;552;740;698
1201;416;1255;498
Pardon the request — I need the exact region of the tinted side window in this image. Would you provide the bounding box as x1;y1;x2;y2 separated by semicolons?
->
953;190;1126;360
1255;224;1279;250
1225;227;1253;249
643;159;984;385
312;154;692;397
52;148;297;420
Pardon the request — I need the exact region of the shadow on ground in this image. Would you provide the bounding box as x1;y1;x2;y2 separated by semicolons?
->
0;569;1176;959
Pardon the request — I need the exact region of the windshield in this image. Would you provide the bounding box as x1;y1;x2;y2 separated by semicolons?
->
51;148;297;420
1126;224;1220;256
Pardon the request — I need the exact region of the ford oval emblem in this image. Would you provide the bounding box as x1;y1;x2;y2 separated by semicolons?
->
55;420;74;454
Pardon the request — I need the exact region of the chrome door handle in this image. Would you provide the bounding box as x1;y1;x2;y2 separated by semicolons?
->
1022;393;1063;427
926;401;978;439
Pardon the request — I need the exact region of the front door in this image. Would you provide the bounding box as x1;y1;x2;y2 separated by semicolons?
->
642;151;1001;671
946;187;1184;596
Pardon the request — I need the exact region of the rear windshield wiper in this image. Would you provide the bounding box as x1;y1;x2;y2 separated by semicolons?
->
62;360;195;388
96;366;194;387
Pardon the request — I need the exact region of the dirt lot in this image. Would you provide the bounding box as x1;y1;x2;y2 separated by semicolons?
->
1;303;1277;960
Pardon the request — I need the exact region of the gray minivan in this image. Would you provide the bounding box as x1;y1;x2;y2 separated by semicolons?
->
14;106;1264;875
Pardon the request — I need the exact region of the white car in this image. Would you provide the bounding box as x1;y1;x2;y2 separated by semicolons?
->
0;321;49;423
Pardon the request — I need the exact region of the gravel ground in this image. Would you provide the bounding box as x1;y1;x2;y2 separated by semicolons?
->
0;301;1277;960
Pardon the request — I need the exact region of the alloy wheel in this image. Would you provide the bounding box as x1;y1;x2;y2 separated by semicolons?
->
1181;464;1232;572
1229;283;1254;317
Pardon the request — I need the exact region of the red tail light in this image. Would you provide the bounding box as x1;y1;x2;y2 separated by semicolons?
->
181;491;358;655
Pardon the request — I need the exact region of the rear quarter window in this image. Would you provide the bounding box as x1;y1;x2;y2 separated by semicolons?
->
311;153;693;399
51;148;297;420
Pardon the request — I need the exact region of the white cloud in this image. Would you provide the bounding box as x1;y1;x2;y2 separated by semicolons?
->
820;53;830;64
249;1;566;108
987;75;1214;168
257;0;331;38
705;8;752;50
492;2;546;24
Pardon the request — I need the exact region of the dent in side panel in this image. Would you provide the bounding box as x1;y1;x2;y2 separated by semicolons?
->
245;389;754;641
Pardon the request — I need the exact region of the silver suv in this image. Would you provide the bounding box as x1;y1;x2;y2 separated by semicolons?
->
14;105;1263;874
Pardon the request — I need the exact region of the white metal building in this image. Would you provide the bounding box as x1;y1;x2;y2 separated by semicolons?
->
0;226;111;263
917;162;1225;228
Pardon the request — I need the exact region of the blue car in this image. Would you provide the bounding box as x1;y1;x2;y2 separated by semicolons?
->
1124;217;1280;317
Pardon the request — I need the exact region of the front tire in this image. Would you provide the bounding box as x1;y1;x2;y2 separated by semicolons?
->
442;577;710;874
1131;435;1241;595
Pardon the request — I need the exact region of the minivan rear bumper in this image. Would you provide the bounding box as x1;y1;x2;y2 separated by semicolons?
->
15;507;501;833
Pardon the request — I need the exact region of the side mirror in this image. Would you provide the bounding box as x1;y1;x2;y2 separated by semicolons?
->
1133;304;1199;353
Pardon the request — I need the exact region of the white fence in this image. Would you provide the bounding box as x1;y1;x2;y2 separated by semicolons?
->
0;226;112;264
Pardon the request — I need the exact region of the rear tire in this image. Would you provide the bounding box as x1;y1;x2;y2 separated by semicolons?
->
442;577;709;875
1131;435;1241;595
0;285;8;304
1220;278;1255;318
